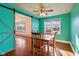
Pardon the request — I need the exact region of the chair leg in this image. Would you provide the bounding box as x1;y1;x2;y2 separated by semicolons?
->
53;48;55;56
53;47;57;56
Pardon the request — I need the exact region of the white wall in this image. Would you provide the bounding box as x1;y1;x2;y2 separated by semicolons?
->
15;12;32;37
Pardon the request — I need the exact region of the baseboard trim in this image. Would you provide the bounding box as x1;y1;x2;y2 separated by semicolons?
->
56;40;76;55
56;40;71;44
69;42;76;55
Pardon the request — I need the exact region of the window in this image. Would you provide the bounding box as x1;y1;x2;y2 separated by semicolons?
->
44;18;61;34
44;20;51;34
15;22;25;32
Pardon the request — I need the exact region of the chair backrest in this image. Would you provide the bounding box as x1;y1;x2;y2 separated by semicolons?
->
49;32;57;40
32;32;41;38
49;32;57;47
53;32;57;40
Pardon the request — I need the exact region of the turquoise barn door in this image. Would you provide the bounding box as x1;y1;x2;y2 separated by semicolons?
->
0;6;15;55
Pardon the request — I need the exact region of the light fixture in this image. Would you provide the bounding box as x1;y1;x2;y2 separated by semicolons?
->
39;12;46;16
33;4;53;16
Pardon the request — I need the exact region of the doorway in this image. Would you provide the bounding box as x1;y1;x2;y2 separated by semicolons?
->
15;12;32;56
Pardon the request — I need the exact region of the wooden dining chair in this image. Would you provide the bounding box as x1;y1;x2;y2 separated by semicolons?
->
33;39;46;56
48;32;57;56
32;33;46;56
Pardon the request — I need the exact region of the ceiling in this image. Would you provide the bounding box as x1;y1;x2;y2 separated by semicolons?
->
11;3;73;17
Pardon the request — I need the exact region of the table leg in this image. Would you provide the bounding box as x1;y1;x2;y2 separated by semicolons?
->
47;41;49;55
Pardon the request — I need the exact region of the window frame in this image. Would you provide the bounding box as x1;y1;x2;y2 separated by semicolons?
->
44;18;61;34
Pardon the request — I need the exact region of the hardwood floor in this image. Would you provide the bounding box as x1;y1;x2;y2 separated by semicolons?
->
5;50;15;56
15;35;32;56
56;41;74;56
4;40;74;56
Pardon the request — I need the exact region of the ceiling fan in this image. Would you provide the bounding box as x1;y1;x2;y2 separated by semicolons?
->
33;3;53;16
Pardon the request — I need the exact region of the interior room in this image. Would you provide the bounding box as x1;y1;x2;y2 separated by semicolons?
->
0;3;79;56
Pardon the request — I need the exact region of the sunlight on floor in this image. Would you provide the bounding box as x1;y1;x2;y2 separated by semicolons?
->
44;45;74;56
58;48;74;56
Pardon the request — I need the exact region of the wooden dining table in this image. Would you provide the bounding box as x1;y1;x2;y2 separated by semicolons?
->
32;34;55;55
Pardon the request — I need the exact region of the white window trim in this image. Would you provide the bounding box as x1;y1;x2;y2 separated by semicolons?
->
44;18;61;34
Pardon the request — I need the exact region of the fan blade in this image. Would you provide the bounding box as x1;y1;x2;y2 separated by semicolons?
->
45;13;48;15
46;9;53;12
33;10;39;12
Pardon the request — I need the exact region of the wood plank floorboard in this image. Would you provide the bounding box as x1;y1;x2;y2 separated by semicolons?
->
4;41;74;56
